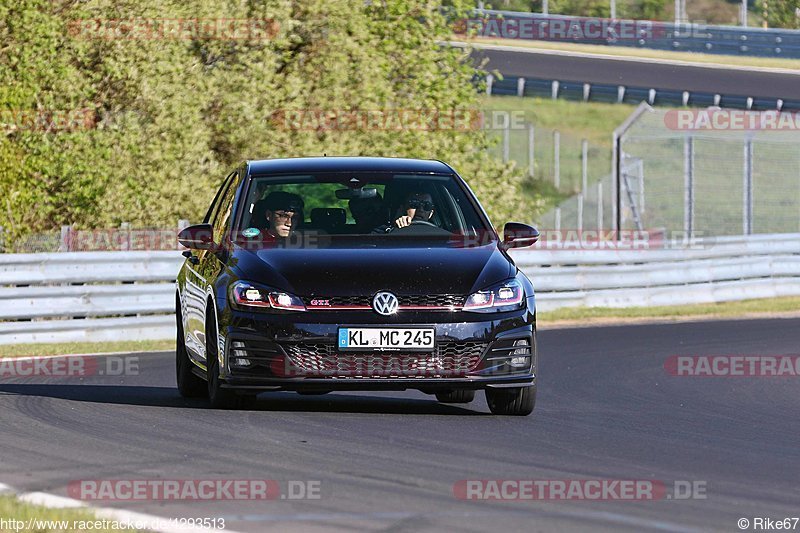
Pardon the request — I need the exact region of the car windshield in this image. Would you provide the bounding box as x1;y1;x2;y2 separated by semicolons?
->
235;172;494;248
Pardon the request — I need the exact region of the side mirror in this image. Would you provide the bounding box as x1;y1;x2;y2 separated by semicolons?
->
178;223;215;250
501;222;539;249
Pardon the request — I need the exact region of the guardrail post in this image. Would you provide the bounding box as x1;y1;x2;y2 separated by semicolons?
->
527;124;535;178
517;77;525;97
684;136;695;236
551;80;559;100
486;74;494;96
743;136;754;235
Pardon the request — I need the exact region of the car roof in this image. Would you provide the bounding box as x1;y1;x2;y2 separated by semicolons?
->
246;157;453;175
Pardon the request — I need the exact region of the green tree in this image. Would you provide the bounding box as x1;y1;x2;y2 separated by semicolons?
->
757;0;800;28
1;0;529;249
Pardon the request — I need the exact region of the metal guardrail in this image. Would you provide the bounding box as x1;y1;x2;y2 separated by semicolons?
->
1;234;798;343
514;233;800;311
486;74;800;112
474;10;800;59
0;251;182;344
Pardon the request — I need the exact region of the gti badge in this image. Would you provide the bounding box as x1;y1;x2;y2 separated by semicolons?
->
372;292;399;316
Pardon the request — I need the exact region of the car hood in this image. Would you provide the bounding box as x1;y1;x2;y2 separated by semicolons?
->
231;243;513;296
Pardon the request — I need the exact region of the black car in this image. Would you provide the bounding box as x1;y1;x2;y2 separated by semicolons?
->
176;157;540;415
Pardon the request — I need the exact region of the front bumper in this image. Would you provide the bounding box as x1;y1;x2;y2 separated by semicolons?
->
217;303;537;392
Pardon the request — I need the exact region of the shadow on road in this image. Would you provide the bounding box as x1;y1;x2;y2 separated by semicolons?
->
0;384;486;415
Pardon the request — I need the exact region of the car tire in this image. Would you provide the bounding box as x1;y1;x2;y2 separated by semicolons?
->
485;386;536;416
206;312;256;409
435;389;475;403
176;306;207;398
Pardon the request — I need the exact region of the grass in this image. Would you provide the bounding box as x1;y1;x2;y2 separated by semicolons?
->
538;296;800;324
482;96;633;218
461;37;800;70
0;339;172;358
0;495;127;532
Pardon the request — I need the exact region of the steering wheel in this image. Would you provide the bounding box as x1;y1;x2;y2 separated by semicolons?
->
410;219;438;227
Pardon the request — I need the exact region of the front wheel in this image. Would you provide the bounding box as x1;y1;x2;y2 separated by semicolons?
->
176;307;207;398
485;387;536;416
435;389;475;403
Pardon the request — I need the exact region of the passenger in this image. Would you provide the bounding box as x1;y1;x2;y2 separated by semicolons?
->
394;191;435;228
349;193;391;234
261;191;304;238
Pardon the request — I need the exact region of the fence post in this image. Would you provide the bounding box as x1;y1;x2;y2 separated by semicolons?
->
597;182;603;231
120;222;131;251
527;124;535;178
684;135;695;236
581;139;588;194
58;225;72;252
553;130;560;189
579;139;588;231
743;136;753;235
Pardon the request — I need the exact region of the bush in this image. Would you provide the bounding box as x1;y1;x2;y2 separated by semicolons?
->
0;0;528;247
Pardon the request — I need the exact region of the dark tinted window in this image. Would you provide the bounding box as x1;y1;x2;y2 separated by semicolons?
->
236;172;491;247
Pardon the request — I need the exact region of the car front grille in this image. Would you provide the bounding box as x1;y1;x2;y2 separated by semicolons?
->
304;294;466;310
284;342;486;378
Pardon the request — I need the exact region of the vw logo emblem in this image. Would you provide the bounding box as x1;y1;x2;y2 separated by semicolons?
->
372;291;399;316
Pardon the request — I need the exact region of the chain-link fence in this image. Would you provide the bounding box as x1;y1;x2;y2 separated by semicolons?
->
532;107;800;237
620;108;800;236
485;121;613;229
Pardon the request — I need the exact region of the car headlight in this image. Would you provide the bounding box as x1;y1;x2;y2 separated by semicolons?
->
463;278;524;312
230;281;306;312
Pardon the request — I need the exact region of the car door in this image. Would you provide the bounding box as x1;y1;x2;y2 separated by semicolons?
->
183;172;236;362
193;171;240;364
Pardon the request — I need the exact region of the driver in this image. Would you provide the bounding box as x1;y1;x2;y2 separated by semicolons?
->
394;192;435;228
262;191;304;238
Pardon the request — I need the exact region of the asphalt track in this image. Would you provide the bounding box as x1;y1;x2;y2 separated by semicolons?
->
473;45;800;100
1;318;799;532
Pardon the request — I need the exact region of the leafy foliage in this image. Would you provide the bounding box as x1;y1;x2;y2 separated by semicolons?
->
0;0;528;247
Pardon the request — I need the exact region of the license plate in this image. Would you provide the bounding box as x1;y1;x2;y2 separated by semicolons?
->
338;327;435;351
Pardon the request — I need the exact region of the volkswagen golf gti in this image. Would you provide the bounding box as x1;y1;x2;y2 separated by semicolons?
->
176;157;540;415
